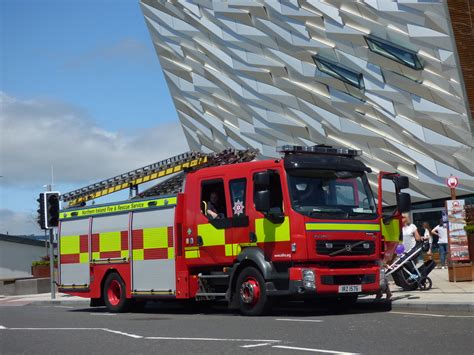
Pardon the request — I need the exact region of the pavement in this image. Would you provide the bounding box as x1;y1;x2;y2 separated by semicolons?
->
1;269;473;311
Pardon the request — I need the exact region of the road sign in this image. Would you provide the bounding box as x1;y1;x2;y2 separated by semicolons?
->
446;175;459;189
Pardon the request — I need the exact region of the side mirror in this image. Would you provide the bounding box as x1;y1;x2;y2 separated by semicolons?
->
254;171;270;188
255;190;270;212
394;176;409;190
398;192;411;213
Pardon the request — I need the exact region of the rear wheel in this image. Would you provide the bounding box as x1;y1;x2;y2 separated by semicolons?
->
236;267;271;316
419;277;432;291
103;273;131;313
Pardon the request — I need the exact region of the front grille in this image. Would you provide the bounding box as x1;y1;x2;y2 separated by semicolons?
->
321;274;376;285
316;240;375;256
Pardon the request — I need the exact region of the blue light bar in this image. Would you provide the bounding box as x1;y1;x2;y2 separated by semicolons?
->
277;145;362;157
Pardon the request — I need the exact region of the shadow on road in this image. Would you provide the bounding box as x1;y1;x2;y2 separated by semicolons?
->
69;298;392;318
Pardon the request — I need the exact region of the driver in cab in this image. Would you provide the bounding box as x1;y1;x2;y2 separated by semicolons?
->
206;192;225;219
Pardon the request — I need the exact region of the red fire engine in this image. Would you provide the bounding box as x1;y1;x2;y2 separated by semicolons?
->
57;146;411;316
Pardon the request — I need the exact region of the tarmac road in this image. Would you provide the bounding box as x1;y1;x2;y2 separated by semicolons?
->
1;301;473;354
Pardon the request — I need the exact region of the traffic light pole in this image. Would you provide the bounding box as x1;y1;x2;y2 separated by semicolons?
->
45;184;56;300
49;228;56;300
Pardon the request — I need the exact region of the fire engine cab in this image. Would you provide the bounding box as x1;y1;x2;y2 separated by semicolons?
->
57;145;411;316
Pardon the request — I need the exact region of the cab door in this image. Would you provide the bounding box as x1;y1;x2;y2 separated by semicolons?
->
228;178;252;256
193;178;233;265
378;172;411;262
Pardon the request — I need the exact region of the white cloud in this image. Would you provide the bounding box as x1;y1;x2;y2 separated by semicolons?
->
0;92;189;234
0;92;189;187
63;38;154;69
0;209;43;236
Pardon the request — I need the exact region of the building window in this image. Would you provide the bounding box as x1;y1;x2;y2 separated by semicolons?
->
365;36;423;70
313;55;365;90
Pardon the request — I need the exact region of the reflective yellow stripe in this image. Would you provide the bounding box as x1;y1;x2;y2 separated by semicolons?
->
381;219;400;242
306;223;380;232
79;253;89;263
197;224;225;246
167;247;175;259
143;227;168;249
185;250;200;258
225;243;257;256
256;217;290;242
99;232;121;252
60;235;79;254
133;249;144;261
60;197;177;219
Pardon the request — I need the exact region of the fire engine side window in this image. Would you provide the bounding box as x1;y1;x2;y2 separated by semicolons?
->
201;179;227;218
253;171;283;213
229;179;247;217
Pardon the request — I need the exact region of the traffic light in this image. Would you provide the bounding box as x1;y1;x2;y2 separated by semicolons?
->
37;193;46;230
37;191;60;230
45;192;60;229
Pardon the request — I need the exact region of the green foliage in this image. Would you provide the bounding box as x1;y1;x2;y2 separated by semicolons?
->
31;256;57;267
465;224;474;234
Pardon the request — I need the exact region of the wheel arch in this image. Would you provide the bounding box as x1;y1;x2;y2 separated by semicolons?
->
227;247;275;307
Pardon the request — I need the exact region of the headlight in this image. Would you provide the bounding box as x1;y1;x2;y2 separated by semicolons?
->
302;269;316;289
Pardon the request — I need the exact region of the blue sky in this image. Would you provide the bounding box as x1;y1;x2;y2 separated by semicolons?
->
1;0;177;129
0;0;188;234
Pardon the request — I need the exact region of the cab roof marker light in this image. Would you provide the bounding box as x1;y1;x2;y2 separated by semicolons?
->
277;145;362;157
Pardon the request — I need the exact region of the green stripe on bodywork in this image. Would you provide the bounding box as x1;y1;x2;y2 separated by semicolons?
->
60;197;177;219
306;223;380;232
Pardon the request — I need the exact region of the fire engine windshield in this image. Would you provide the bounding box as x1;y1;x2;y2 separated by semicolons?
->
287;169;376;219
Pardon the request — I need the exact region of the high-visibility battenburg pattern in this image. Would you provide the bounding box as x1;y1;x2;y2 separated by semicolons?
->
141;0;474;203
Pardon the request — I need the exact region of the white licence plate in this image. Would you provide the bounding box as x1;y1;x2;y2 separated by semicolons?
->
338;285;362;293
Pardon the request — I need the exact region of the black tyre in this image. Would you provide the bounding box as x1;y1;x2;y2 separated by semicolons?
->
103;273;131;313
419;277;432;291
236;267;271;316
392;269;418;291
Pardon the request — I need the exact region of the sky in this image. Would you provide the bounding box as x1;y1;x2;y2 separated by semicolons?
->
0;0;189;234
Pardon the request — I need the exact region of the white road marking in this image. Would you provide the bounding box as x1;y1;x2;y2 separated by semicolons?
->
272;345;359;354
103;329;143;339
276;318;323;323
240;343;271;348
1;327;280;343
145;336;280;342
391;311;474;318
90;313;116;316
3;327;142;339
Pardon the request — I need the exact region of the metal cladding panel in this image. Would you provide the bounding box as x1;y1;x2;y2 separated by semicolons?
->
91;214;130;261
91;214;129;234
133;208;175;227
141;0;474;204
59;219;90;286
131;209;176;292
60;264;90;286
132;260;176;291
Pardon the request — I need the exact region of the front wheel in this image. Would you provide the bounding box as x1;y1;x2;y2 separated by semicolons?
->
236;267;271;316
103;272;131;313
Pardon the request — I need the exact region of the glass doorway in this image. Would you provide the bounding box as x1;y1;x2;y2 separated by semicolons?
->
411;208;444;232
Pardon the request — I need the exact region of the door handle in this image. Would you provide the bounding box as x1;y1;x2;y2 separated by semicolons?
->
197;235;203;246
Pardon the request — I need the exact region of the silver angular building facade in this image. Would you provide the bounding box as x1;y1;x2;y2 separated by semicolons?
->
140;0;474;203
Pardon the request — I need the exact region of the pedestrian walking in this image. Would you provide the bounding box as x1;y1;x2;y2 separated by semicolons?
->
431;219;448;269
422;222;432;257
402;213;421;252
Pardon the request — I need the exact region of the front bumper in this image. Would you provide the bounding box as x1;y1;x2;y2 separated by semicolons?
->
272;265;381;296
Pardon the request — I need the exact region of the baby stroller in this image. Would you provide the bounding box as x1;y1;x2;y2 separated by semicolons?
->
385;242;436;291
